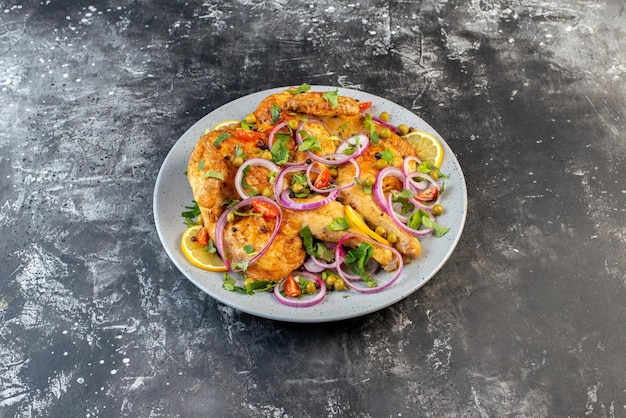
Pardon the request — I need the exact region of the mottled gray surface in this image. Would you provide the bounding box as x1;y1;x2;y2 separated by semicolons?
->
1;0;625;417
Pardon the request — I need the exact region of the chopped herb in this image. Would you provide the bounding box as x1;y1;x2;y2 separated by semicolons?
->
234;144;245;159
391;190;415;215
379;148;394;165
223;274;275;294
243;244;255;255
299;226;335;262
298;133;322;152
213;132;231;147
363;115;379;143
241;165;259;196
314;242;335;262
231;260;250;271
288;84;311;95
270;133;291;165
291;173;311;197
270;104;282;124
322;89;339;107
221;198;240;208
204;170;224;180
344;243;376;287
205;239;217;253
327;217;350;231
354;177;372;195
198;159;205;170
418;161;447;178
182;200;201;226
407;209;427;230
422;216;450;238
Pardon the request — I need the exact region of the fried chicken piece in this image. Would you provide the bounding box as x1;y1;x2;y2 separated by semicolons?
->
187;126;305;281
254;90;363;131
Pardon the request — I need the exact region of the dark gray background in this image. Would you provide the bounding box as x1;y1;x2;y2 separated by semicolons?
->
1;1;625;417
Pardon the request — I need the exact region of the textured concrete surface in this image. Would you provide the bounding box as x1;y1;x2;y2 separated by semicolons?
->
1;1;625;417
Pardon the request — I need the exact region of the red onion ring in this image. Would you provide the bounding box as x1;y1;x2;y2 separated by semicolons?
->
234;158;280;199
267;121;290;150
277;188;340;211
273;272;327;307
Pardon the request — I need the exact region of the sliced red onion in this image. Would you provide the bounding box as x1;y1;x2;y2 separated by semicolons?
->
214;196;283;271
273;272;327;307
235;158;280;199
372;116;400;134
277;189;339;211
372;166;405;216
403;156;422;176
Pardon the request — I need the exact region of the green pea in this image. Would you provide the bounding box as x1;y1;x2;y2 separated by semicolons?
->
432;204;444;216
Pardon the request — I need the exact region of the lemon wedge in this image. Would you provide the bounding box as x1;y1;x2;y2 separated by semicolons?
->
212;119;240;131
181;225;227;272
344;205;390;245
403;130;444;168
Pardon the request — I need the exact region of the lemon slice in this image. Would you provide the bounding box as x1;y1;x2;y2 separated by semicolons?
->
344;205;390;245
212;119;240;131
403;130;444;168
181;225;227;272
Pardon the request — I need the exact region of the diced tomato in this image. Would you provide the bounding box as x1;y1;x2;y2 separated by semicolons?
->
283;275;302;297
358;101;372;112
313;166;331;189
234;128;263;142
195;227;209;246
415;186;439;202
251;199;279;219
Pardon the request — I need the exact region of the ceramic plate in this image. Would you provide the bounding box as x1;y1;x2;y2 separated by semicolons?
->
154;86;467;323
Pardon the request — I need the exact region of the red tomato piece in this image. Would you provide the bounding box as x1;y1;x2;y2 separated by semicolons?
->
358;101;372;112
234;128;262;142
415;186;439;202
313;166;331;189
251;199;279;219
195;227;209;246
283;275;302;297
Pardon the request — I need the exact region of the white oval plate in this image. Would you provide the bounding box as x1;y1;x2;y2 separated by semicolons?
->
154;86;467;323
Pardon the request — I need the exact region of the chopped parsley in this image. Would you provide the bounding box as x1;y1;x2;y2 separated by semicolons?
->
379;148;394;165
287;83;311;95
298;132;322;152
322;89;339;107
299;226;335;262
327;217;350;231
204;170;224;180
181;200;200;226
213;132;230;147
223;273;275;294
271;132;291;165
344;243;376;287
270;104;282;124
363;115;379;143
